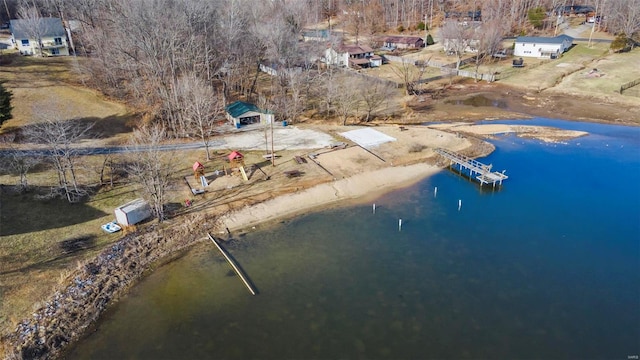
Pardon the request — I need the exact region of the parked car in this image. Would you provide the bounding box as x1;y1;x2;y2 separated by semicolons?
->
492;50;508;58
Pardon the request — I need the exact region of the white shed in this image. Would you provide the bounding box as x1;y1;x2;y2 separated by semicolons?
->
114;198;151;226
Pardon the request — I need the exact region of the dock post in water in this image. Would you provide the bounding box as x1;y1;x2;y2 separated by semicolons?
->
207;233;256;296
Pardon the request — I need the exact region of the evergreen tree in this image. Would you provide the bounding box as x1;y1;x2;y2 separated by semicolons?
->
426;34;435;46
527;7;546;29
0;81;13;127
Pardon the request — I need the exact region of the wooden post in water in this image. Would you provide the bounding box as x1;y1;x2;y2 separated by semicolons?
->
207;233;256;296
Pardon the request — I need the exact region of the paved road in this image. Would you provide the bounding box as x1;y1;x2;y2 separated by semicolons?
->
0;126;336;157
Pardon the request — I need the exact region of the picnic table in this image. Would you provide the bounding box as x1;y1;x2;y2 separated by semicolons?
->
284;170;302;178
294;155;307;164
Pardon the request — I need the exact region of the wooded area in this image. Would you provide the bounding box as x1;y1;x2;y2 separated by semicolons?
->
1;0;638;133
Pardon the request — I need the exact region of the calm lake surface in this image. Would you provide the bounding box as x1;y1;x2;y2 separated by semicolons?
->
67;118;640;360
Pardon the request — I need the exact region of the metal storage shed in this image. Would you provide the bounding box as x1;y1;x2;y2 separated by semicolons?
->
114;198;151;226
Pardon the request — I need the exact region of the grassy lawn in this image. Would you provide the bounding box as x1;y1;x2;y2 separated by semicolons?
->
496;42;612;91
0;53;128;137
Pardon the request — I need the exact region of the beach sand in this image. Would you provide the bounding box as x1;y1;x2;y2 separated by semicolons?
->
218;163;441;232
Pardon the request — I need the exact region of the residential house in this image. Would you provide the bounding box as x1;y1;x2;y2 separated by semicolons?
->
513;35;574;58
9;17;69;56
442;37;480;54
225;101;274;128
382;36;424;49
324;44;382;68
260;42;323;76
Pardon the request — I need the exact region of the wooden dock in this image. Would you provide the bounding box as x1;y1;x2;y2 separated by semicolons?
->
435;148;508;187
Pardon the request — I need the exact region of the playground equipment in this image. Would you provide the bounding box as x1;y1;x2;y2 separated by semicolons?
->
228;151;249;181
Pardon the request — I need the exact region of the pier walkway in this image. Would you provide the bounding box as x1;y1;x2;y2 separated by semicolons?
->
435;148;508;187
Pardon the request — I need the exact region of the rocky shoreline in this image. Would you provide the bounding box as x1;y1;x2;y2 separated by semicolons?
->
1;213;214;360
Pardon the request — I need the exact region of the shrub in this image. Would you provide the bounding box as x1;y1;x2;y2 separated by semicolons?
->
408;143;427;153
610;33;630;53
397;25;405;33
0;80;12;127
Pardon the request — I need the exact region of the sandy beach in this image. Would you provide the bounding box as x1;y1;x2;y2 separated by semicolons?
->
218;163;441;232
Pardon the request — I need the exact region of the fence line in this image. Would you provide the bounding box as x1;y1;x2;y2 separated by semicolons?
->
620;78;640;94
338;67;402;88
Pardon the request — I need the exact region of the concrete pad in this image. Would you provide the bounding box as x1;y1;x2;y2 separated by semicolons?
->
340;128;396;148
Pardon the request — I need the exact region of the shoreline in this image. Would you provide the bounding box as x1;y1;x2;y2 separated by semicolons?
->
0;123;587;359
219;163;443;233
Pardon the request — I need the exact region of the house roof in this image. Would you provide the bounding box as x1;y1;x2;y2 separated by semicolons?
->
10;18;66;39
228;151;243;161
337;44;374;55
515;35;574;44
192;162;204;171
384;36;423;44
225;101;260;118
350;58;371;65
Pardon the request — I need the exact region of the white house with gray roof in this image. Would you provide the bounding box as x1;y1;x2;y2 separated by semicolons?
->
10;17;69;56
513;35;573;59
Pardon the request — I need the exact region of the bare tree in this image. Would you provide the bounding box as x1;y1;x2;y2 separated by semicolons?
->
473;19;504;82
439;20;475;73
0;134;40;192
23;118;93;202
126;125;174;222
332;76;361;126
359;79;396;122
608;0;640;47
390;59;429;96
341;2;364;45
175;73;223;160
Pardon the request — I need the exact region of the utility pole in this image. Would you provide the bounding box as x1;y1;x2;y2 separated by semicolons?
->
588;0;599;48
270;115;275;166
429;0;434;31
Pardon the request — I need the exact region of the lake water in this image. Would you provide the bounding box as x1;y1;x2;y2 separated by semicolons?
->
67;118;640;360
